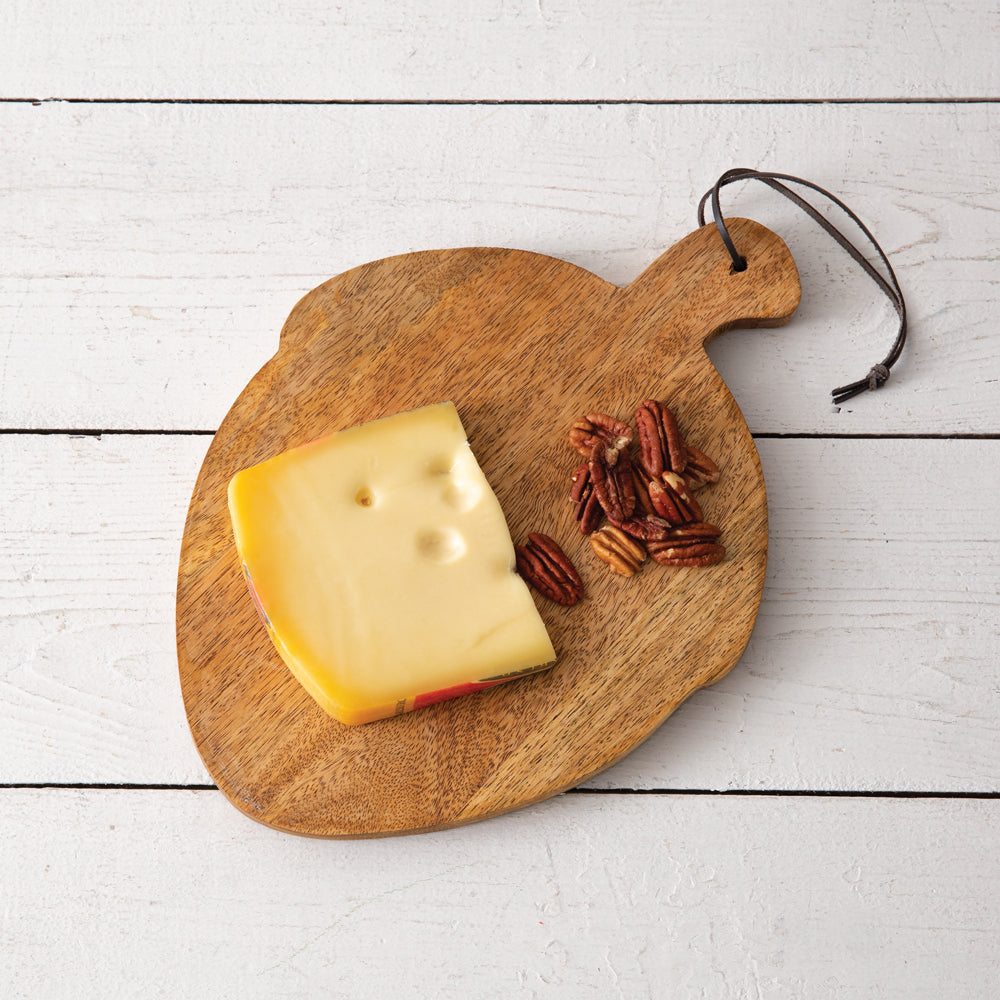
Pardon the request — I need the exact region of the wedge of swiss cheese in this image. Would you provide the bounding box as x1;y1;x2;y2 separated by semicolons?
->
228;402;556;724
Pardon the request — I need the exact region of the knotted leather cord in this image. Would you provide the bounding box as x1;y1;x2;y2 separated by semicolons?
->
697;168;907;405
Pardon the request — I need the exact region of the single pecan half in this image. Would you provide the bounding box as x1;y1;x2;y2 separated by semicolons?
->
665;522;722;542
647;470;704;525
647;539;726;567
588;441;636;523
569;412;633;459
514;532;584;606
629;463;657;517
569;462;603;535
590;525;647;576
682;445;721;490
610;513;673;542
635;399;687;478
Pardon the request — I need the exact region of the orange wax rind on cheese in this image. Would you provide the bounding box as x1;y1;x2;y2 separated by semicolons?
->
227;401;556;725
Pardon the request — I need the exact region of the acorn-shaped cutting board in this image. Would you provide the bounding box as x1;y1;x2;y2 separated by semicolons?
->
176;218;800;838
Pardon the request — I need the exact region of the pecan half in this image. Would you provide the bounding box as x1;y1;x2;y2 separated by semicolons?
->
665;522;722;542
647;471;704;525
647;539;726;567
590;525;646;577
514;533;584;606
629;463;657;516
682;445;721;490
611;513;673;542
569;463;603;535
635;399;687;478
569;412;633;460
588;441;636;523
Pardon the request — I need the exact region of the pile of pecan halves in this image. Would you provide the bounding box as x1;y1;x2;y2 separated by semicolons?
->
515;399;724;607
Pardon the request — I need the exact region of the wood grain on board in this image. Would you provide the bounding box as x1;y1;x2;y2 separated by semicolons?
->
176;218;800;836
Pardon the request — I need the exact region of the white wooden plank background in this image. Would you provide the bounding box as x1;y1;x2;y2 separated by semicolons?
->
3;790;998;999
3;1;999;996
2;102;997;433
3;434;997;790
3;0;998;100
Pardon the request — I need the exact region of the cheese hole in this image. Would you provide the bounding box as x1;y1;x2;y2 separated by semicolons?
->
427;454;456;477
417;527;466;564
355;486;377;508
443;480;481;512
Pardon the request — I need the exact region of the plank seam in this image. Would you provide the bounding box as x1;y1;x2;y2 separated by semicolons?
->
757;432;1000;440
567;788;1000;798
0;428;218;437
1;429;997;441
3;784;997;799
3;97;999;107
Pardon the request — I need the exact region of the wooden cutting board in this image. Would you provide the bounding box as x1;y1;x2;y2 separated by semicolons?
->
176;217;800;838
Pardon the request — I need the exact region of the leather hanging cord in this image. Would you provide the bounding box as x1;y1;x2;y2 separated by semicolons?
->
697;168;907;405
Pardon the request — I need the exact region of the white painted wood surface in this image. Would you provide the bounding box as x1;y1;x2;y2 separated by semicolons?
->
3;0;998;100
2;102;998;433
3;434;997;790
2;1;999;996
3;790;998;999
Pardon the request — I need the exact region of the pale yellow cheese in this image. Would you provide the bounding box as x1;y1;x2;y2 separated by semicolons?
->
228;402;556;725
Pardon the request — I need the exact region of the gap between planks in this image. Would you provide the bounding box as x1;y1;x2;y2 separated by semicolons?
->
3;784;998;800
2;97;999;106
1;429;998;440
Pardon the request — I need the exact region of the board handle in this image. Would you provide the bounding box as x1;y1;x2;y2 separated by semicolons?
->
625;218;801;353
